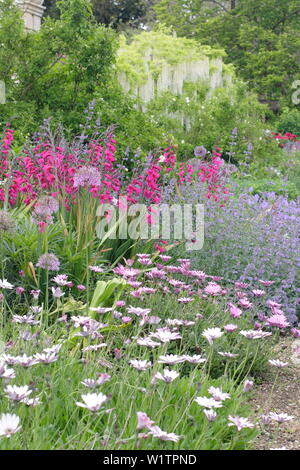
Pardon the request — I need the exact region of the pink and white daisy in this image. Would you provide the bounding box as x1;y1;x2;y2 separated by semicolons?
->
81;379;99;389
268;359;288;368
243;380;254;392
148;426;181;442
5;385;32;401
204;283;222;296
195;397;223;409
158;354;185;365
0;363;15;380
136;337;161;348
228;303;243;318
265;315;290;329
228;415;255;431
137;412;155;430
34;352;59;364
127;306;151;317
223;324;238;332
12;314;40;326
208;386;230;401
21;397;41;407
177;297;193;303
240;330;272;340
14;354;38;367
129;360;152;371
52;274;69;286
183;355;206;364
218;352;239;358
0;413;21;437
259;280;275;287
0;279;14;290
113;266;140;278
150;327;182;343
268;412;294;423
97;373;111;385
203;409;217;422
202;327;224;345
252;289;266;297
89;266;104;273
238;298;253;309
76;393;108;412
152;368;180;384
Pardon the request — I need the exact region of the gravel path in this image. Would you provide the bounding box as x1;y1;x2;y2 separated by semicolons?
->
250;336;300;450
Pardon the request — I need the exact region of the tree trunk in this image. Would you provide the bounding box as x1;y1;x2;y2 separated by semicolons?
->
231;0;236;9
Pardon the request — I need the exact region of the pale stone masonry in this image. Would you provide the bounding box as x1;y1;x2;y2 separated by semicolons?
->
15;0;45;31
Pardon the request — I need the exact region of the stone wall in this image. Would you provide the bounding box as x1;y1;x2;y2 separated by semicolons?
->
15;0;45;31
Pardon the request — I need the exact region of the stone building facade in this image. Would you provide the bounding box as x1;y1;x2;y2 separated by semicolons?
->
15;0;45;31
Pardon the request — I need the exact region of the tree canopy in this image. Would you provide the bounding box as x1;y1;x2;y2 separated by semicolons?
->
154;0;300;109
44;0;157;29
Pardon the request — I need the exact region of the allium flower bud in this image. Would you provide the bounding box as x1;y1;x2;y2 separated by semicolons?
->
0;211;16;234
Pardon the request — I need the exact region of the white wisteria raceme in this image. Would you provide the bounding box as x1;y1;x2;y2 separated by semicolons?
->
208;386;230;401
0;279;14;289
148;426;181;442
195;397;223;409
76;393;108;412
152;368;180;384
5;385;32;401
129;360;152;371
228;415;255;431
0;413;21;438
202;327;224;345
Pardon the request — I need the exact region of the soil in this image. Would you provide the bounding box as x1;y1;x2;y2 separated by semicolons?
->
250;336;300;450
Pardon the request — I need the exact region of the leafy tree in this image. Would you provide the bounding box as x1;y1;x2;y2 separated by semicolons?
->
44;0;158;29
0;0;117;134
154;0;300;110
0;0;25;86
43;0;60;19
